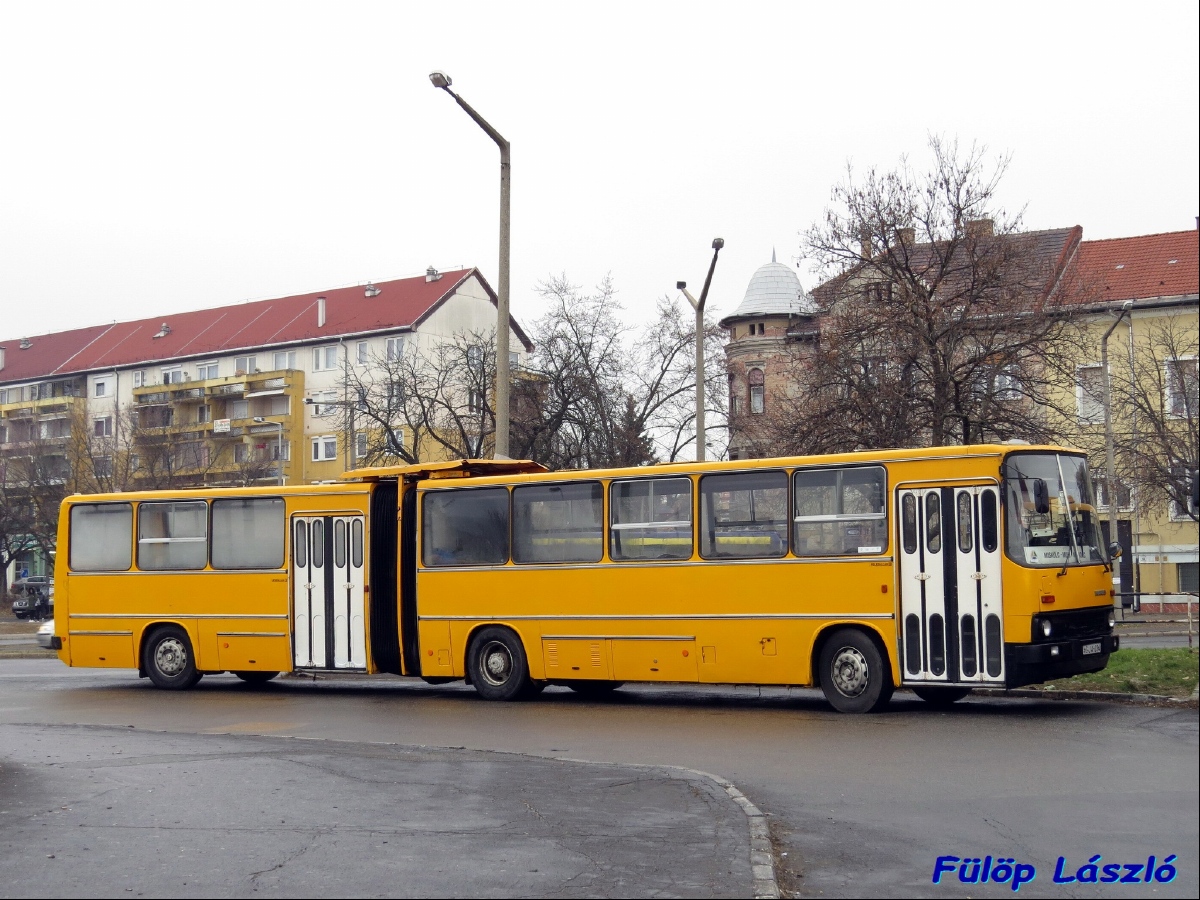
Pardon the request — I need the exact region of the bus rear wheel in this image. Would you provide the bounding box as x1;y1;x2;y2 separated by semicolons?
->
144;626;203;690
912;686;971;707
818;628;893;714
468;627;532;701
234;671;279;684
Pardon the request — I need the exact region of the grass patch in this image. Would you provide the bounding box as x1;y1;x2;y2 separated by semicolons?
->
1043;648;1198;698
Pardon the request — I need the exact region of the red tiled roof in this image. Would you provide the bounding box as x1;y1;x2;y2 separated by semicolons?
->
1077;230;1199;302
0;268;531;384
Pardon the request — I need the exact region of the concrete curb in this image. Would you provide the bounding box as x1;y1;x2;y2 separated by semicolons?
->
972;687;1198;706
683;768;780;900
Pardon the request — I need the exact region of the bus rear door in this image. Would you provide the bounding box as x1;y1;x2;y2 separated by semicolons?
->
292;514;367;670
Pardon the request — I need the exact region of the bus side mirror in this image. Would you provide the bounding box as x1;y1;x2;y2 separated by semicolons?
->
1032;479;1050;514
1108;541;1122;560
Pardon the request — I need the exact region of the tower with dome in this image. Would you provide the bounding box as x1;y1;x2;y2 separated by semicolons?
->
719;251;816;460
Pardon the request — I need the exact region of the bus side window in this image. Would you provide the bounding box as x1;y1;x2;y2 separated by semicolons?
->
793;466;887;556
294;520;308;568
422;487;510;567
211;498;285;569
699;470;788;559
512;482;603;564
69;502;134;571
980;489;998;553
138;500;208;570
610;477;692;561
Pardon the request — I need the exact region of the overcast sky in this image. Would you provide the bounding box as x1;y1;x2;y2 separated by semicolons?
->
2;1;1197;345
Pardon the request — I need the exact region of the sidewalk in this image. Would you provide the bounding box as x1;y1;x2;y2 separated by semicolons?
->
0;723;755;898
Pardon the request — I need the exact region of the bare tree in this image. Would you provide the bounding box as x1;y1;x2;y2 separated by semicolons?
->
511;276;725;468
1115;317;1199;522
773;137;1088;454
339;329;498;465
0;460;38;594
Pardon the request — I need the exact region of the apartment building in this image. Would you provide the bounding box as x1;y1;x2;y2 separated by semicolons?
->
0;267;531;582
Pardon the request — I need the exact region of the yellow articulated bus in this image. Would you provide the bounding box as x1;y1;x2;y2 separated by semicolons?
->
52;444;1120;713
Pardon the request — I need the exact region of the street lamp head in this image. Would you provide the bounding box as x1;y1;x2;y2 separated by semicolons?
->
253;416;265;423
711;238;725;250
429;70;452;89
676;281;687;290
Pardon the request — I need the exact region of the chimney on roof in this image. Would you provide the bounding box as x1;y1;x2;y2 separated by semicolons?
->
364;282;381;298
966;219;994;239
152;323;171;339
317;296;327;328
19;337;32;349
894;227;916;248
858;226;872;260
426;266;442;283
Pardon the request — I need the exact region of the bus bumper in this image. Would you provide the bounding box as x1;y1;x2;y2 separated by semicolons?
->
1005;634;1120;688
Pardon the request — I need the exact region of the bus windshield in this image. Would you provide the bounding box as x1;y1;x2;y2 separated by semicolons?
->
1003;452;1104;568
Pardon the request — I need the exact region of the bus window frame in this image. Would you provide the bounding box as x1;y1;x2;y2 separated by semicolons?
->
512;479;605;566
420;484;513;568
136;499;210;572
68;501;135;572
609;475;694;562
791;464;889;557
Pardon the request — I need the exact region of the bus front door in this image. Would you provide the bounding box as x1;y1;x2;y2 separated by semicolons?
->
292;515;367;671
897;485;1005;686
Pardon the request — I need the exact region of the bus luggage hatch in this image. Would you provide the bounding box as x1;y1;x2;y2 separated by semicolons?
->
897;486;1004;686
292;515;367;671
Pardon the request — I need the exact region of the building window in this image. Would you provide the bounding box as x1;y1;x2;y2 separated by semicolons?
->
311;391;337;417
386;338;404;361
273;351;297;371
197;405;210;424
234;356;257;375
1179;562;1199;594
93;416;113;437
94;379;109;398
1170;468;1199;521
162;366;183;385
1075;364;1105;424
312;435;338;462
196;362;219;381
1166;357;1198;418
229;399;249;419
1093;476;1131;511
356;341;369;364
313;346;338;372
468;388;486;414
995;366;1022;400
355;431;368;459
93;456;113;478
132;371;144;388
749;368;765;414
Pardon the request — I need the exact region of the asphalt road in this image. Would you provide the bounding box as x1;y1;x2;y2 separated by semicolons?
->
1;661;1196;898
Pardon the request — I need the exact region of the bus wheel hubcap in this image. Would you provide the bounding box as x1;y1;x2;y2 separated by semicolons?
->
831;647;868;697
481;642;512;685
155;639;187;677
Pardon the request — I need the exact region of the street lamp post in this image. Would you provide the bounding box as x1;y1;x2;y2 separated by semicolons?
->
252;417;285;486
430;70;512;459
1101;300;1133;604
676;238;724;462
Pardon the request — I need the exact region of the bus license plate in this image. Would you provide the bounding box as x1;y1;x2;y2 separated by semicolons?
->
1082;641;1102;655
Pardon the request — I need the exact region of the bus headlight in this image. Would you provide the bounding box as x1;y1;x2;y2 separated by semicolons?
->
1108;611;1116;628
1041;619;1053;638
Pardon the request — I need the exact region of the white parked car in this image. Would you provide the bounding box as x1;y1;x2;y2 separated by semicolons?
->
36;619;55;650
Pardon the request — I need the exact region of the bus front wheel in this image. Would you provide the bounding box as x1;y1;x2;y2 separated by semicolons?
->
468;627;532;701
818;629;893;713
143;626;203;691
